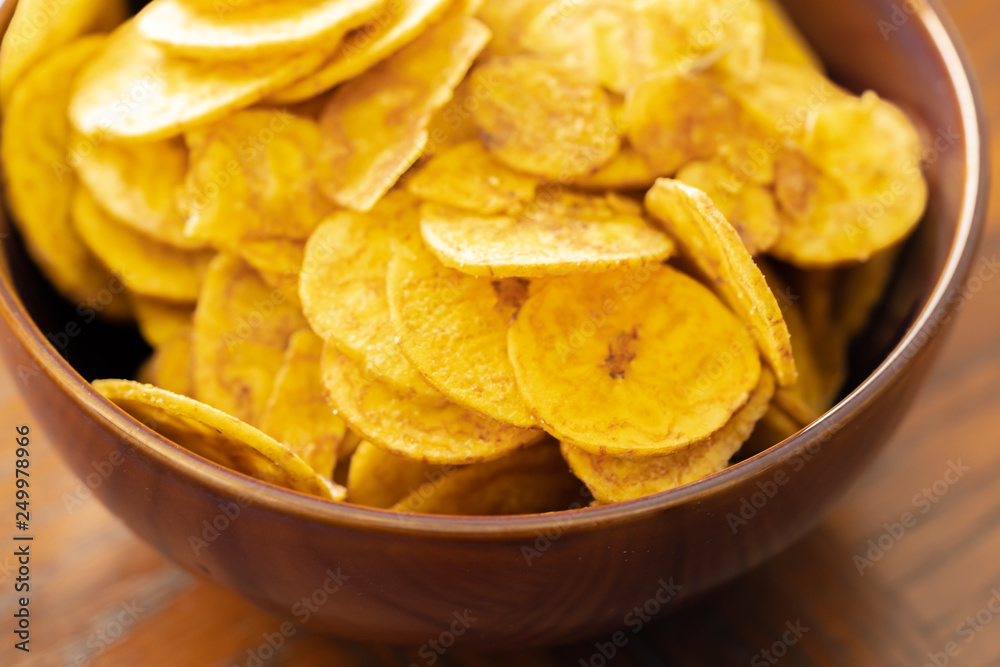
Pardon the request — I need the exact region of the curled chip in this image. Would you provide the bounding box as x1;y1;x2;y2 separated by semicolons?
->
132;296;194;348
71;187;215;303
74;136;202;249
1;37;129;321
300;196;438;399
563;369;775;504
136;328;194;397
646;179;797;386
405;141;539;214
0;0;125;108
420;193;674;278
508;264;761;456
387;234;536;427
318;16;490;211
392;441;582;515
183;110;334;244
347;441;444;509
259;330;346;480
94;380;344;500
270;0;455;104
193;254;308;425
677;159;781;256
322;345;544;465
470;56;619;179
69;22;327;141
136;0;382;60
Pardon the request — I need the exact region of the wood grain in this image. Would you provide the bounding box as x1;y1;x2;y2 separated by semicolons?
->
2;0;999;664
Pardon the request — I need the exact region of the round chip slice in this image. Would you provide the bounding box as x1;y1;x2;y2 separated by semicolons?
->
346;441;444;509
136;328;194;397
645;178;797;386
322;345;544;465
562;369;776;504
93;379;343;500
508;264;762;456
387;234;536;427
420;193;675;278
132;296;194;348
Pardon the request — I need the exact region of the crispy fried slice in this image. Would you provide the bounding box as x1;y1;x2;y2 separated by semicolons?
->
347;441;444;509
1;37;129;320
760;0;824;71
420;193;674;278
321;345;544;465
677;159;781;256
270;0;455;104
72;187;214;303
193;254;308;425
568;148;659;191
136;328;194;396
136;0;382;60
405;140;539;214
93;379;343;499
318;17;489;211
132;296;194;348
0;0;125;108
563;369;775;503
259;329;346;480
475;0;549;58
69;22;327;141
509;264;761;456
471;56;619;179
646;178;797;386
392;441;581;515
423;76;481;157
387;234;536;427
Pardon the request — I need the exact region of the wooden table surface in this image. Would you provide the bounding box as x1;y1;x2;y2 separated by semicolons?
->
3;1;1000;665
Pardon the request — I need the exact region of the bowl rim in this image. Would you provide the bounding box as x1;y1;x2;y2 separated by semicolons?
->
0;0;989;538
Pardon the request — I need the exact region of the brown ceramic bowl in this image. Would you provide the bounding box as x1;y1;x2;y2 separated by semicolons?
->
0;0;988;650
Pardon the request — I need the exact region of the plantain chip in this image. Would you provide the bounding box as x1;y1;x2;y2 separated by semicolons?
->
132;296;194;348
69;22;327;141
321;345;544;465
568;148;659;191
423;76;481;157
270;0;456;104
347;440;444;509
474;0;548;58
760;0;824;71
318;16;490;211
71;187;214;303
646;178;797;386
94;379;343;500
405;140;538;214
387;233;536;427
193;254;308;425
1;36;129;320
420;192;674;278
509;264;761;456
136;327;194;397
743;403;801;456
259;329;346;480
563;369;775;503
835;245;901;342
470;55;619;179
136;0;383;61
392;441;581;515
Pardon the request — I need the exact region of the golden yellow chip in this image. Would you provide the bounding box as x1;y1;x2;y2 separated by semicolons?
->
270;0;456;104
259;329;347;480
322;345;544;465
392;441;581;515
193;254;308;425
422;76;481;157
182;110;334;245
509;264;762;456
387;234;536;427
676;159;781;256
73;136;201;249
132;296;194;348
405;141;538;214
474;0;548;58
835;246;900;342
568;148;659;191
318;16;490;211
136;328;195;397
72;187;214;303
69;22;327;141
346;441;443;509
300;197;439;399
760;0;824;71
0;0;125;108
94;379;343;500
645;178;797;386
420;193;675;278
135;0;382;60
470;56;619;179
1;37;129;321
562;369;775;504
